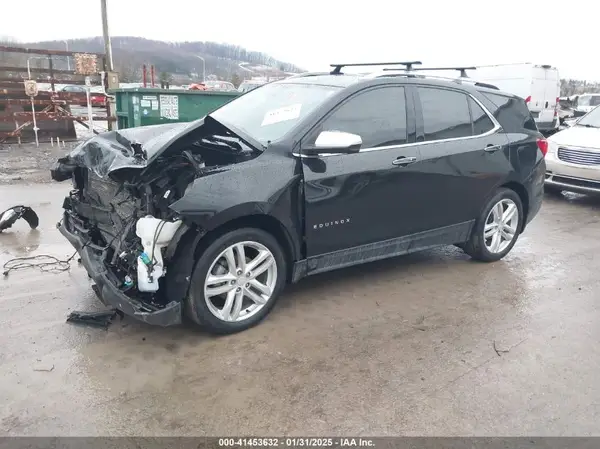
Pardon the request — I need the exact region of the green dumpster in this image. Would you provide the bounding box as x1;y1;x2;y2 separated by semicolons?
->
112;88;240;129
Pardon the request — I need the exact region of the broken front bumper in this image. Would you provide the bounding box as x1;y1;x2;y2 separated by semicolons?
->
57;211;182;327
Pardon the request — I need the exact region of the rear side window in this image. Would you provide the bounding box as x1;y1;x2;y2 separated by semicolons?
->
469;98;495;135
317;86;407;148
418;87;472;141
482;92;537;132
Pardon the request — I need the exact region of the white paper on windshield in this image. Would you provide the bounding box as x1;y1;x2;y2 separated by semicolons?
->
261;104;302;126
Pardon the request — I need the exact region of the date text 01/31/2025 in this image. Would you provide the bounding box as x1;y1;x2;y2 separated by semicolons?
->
218;438;375;447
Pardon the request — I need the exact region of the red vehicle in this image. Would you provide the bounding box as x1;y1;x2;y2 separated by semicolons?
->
59;85;107;107
89;92;107;107
188;83;208;91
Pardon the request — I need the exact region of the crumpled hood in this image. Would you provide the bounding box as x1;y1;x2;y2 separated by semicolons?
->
51;119;204;180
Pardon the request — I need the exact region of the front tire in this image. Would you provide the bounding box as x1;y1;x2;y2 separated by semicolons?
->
185;228;287;334
463;188;523;262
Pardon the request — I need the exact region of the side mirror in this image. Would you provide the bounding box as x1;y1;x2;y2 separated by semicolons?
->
303;131;362;155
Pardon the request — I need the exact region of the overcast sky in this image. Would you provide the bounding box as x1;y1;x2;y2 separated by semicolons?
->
1;0;595;80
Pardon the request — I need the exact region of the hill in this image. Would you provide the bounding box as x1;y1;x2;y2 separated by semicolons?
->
18;36;304;83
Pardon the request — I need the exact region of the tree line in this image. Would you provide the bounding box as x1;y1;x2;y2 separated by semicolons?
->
560;79;600;97
0;37;303;83
2;38;599;93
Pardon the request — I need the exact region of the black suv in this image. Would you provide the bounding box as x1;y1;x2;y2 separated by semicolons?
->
52;62;547;334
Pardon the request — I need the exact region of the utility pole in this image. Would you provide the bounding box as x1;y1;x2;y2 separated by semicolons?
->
100;0;114;71
100;0;116;131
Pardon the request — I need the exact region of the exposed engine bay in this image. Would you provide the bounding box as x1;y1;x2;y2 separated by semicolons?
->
54;118;262;311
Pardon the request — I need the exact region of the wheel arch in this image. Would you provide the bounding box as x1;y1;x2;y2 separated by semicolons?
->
192;213;300;283
500;181;529;231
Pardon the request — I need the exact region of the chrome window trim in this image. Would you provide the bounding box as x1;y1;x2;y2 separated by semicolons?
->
293;92;501;158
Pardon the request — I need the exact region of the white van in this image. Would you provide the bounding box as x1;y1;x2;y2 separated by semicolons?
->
466;63;561;134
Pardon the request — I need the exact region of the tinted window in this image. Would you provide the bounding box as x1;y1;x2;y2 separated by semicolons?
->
482;92;537;132
469;98;495;135
418;87;471;141
317;87;407;148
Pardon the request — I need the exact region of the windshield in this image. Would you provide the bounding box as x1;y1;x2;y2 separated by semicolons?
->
577;95;600;107
210;82;341;144
577;105;600;128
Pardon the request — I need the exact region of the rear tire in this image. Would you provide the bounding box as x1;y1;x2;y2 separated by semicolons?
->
185;228;287;334
463;188;523;262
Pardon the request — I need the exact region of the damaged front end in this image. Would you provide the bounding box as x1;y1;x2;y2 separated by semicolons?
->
52;117;264;326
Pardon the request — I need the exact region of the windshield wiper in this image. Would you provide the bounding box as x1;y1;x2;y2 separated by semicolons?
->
577;123;600;128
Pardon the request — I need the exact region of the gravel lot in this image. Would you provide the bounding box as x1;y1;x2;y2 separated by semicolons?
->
1;155;600;436
0;107;107;184
0;141;76;184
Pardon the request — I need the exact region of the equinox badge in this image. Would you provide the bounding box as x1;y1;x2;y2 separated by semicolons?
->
313;218;351;230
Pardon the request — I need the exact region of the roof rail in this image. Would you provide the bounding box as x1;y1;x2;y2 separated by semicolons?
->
366;70;501;90
330;61;422;75
385;66;477;78
285;72;329;79
366;71;457;81
367;71;425;80
473;82;500;90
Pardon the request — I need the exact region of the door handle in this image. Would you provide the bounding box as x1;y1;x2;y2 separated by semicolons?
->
392;156;417;167
484;144;502;153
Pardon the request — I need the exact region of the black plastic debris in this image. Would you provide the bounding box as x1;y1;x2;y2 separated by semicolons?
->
66;309;121;330
0;205;39;232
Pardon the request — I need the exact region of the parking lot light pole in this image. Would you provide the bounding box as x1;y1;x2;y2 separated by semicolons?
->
64;40;71;71
196;56;205;82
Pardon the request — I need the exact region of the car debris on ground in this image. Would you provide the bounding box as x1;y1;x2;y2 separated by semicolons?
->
66;309;122;330
0;205;39;232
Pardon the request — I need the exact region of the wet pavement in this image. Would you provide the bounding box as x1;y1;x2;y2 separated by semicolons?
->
1;184;600;436
0;142;77;185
